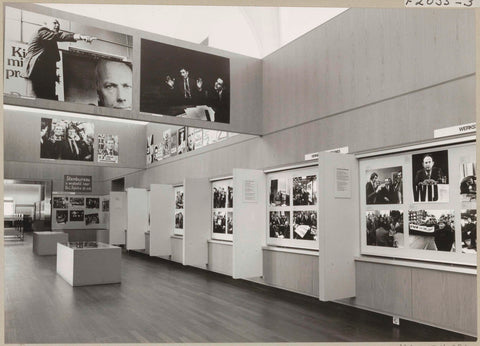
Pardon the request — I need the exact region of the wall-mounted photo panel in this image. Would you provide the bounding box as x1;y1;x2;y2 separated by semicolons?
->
292;175;317;206
293;210;318;241
4;6;133;108
69;197;84;207
365;166;403;205
269;177;290;207
69;209;84;222
141;38;230;123
56;210;68;224
41;118;94;161
461;209;476;254
98;134;119;164
85;213;99;226
408;210;455;252
459;162;476;202
173;186;184;236
412;150;449;203
53;196;68;208
366;210;404;248
86;197;100;209
211;179;233;241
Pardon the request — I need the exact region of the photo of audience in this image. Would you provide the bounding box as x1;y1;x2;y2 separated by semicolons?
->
269;178;290;207
461;210;476;254
269;211;290;239
412;151;449;203
365;166;403;205
293;175;317;206
408;210;454;252
293;211;317;241
366;210;404;248
213;211;226;234
460;162;476;202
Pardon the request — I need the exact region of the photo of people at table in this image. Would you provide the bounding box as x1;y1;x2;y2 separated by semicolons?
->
365;166;403;205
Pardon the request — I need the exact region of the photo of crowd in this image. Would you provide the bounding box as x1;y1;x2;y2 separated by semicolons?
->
213;211;226;234
70;197;84;206
408;210;454;252
293;175;317;206
269;211;290;239
175;189;184;209
366;210;404;248
141;38;230;124
412;151;449;203
460;162;476;202
56;210;68;224
269;178;290;207
86;198;100;209
98;134;119;164
85;213;100;226
41;118;94;162
53;197;68;209
461;210;476;253
365;167;403;205
175;211;184;229
213;185;227;208
293;211;317;241
70;210;85;222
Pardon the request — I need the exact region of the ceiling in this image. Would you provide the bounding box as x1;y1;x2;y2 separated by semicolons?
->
39;4;348;58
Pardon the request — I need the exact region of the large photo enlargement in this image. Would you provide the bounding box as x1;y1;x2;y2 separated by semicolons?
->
412;150;449;203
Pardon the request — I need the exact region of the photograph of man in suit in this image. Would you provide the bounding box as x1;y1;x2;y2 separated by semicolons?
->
23;18;95;100
414;154;444;186
179;68;195;104
99;137;118;163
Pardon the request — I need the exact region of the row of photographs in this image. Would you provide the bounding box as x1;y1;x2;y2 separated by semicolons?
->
56;210;102;226
364;150;475;204
41;118;119;163
147;128;235;164
269;175;318;207
174;210;235;236
366;209;476;254
53;196;109;211
269;211;317;241
5;6;230;123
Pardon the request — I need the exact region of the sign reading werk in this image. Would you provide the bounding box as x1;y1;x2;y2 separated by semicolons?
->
64;175;92;192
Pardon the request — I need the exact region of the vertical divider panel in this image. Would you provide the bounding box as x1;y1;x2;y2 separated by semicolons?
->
126;187;148;250
149;184;174;256
318;152;359;301
232;168;266;279
109;191;126;245
183;178;210;268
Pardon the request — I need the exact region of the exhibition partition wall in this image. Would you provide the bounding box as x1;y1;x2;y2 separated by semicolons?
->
149;184;174;257
109;191;126;245
51;194;109;230
126;188;148;250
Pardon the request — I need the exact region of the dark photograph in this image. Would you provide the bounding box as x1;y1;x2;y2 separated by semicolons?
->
85;213;100;226
227;185;233;208
86;197;100;209
365;167;403;205
269;177;290;207
408;210;454;252
460;162;476;202
175;211;184;229
41;118;94;161
102;200;109;212
53;196;68;209
98;134;119;164
461;209;476;254
293;211;317;241
213;184;227;208
366;210;404;248
175;189;184;209
69;197;84;206
269;211;290;239
227;212;233;234
141;38;230;123
4;7;133;108
293;175;317;206
56;210;68;224
412;150;449;203
213;211;226;234
177;127;187;155
69;210;85;222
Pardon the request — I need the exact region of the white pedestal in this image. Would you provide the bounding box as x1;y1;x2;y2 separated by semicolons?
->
33;232;68;255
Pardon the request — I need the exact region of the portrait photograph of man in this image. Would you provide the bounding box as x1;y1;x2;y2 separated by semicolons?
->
365;166;403;205
98;134;119;163
412;150;449;203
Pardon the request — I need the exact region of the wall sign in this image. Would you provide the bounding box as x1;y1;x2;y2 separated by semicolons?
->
434;123;476;138
64;175;92;192
243;180;258;203
305;146;349;161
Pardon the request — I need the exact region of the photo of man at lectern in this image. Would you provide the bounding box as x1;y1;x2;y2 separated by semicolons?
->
412;151;449;203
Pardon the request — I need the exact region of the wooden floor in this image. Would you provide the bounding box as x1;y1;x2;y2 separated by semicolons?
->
5;233;476;344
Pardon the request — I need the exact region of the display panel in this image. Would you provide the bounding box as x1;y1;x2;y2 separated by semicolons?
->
51;194;109;229
359;142;476;266
4;6;133;108
211;179;233;241
141;38;230;124
266;167;318;250
173;186;184;236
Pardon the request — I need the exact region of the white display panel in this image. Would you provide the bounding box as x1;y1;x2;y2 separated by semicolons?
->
266;167;319;250
51;194;109;230
126;188;148;250
359;142;476;266
109;191;126;245
149;184;174;257
173;186;184;236
211;179;233;241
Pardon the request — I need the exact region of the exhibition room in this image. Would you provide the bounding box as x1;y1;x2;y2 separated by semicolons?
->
2;2;477;344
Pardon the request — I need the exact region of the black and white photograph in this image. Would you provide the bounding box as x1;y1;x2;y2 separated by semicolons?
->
408;210;454;252
177;127;187;155
69;210;85;222
459;162;476;202
175;189;184;209
292;175;317;206
53;196;68;209
461;210;476;254
86;197;100;209
227;212;233;234
227;185;233;208
175;211;183;229
293;211;317;241
365;166;403;205
41;118;94;161
4;6;133;108
213;211;226;234
69;197;84;206
412;150;449;203
269;211;290;239
269;177;290;206
213;184;227;208
98;134;119;164
140;38;230;123
56;210;68;224
366;210;404;248
85;213;100;226
146;134;154;165
102;200;109;212
186;127;196;152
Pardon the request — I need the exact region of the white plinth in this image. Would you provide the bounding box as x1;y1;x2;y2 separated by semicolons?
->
33;232;68;255
56;242;121;286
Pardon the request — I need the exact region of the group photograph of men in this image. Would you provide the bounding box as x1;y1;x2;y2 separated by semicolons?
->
212;211;233;234
365;166;403;205
213;184;234;209
366;210;404;248
461;210;476;253
269;211;290;239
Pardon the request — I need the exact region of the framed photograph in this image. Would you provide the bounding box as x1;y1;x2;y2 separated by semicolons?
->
366;210;404;248
102;200;110;212
412;150;449;203
175;187;184;209
69;210;84;222
365;166;403;205
69;197;84;207
213;183;227;208
85;213;100;226
292;175;317;206
459;162;476;202
213;211;226;234
408;210;454;252
173;186;184;236
293;211;318;241
86;198;100;209
269;211;290;239
461;210;476;254
98;134;119;163
56;210;68;224
53;196;68;209
177;127;187;155
269;177;290;207
227;185;234;208
175;211;184;229
227;212;233;234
